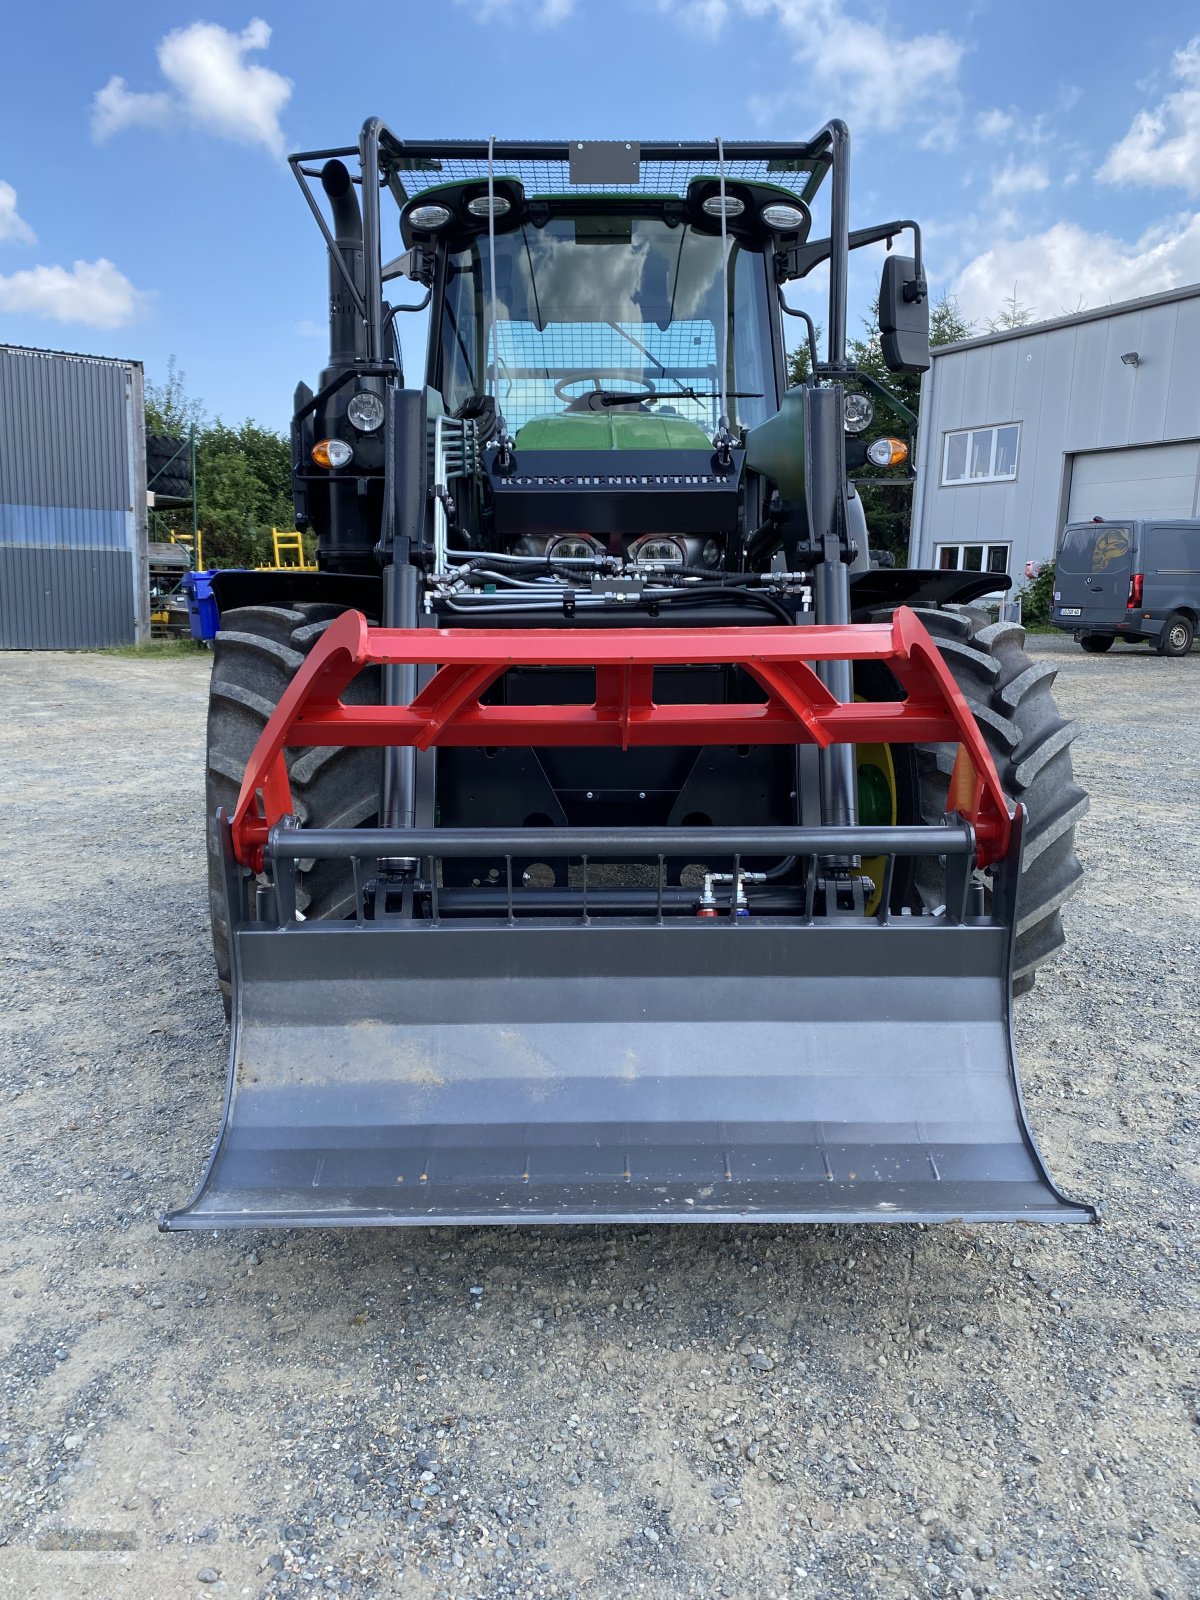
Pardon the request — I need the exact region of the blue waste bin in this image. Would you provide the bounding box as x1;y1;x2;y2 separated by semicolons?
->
183;570;219;642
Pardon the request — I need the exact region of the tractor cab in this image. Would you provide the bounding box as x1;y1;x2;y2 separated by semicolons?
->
411;179;790;440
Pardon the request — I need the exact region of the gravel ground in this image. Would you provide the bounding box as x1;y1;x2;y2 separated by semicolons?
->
0;634;1197;1600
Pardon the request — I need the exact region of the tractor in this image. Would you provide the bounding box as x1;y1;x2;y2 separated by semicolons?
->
163;122;1093;1230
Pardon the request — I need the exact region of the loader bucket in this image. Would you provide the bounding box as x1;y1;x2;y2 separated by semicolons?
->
163;821;1093;1230
163;612;1094;1230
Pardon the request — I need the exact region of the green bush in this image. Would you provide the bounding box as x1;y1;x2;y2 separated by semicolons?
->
1020;560;1055;627
145;360;294;572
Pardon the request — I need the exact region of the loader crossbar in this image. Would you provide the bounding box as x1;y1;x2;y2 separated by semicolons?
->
230;605;1012;873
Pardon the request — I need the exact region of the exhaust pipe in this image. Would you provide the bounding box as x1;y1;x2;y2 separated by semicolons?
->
320;159;365;381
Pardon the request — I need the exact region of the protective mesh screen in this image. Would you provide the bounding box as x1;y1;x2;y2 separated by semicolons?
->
392;152;816;201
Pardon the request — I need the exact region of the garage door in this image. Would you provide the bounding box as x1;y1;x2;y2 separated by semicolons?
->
1068;442;1200;522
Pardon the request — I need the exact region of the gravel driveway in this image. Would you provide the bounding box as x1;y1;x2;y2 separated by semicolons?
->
1;634;1196;1600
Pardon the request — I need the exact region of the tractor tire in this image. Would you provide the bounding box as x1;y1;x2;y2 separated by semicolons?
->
879;606;1088;997
1079;633;1115;654
205;603;381;1019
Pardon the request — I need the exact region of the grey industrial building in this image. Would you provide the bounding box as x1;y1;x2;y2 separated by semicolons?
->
1;345;148;649
909;282;1200;581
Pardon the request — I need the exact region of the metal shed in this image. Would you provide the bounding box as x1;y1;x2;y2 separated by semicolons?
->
0;345;148;649
910;281;1200;579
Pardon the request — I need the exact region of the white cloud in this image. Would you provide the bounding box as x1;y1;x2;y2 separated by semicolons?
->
0;258;149;327
92;19;292;157
0;179;35;244
665;0;729;34
667;0;964;135
988;160;1051;201
457;0;576;25
951;211;1200;325
91;75;172;140
1098;35;1200;194
975;108;1014;140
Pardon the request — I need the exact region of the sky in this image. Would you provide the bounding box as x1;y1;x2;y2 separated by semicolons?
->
2;1;1199;431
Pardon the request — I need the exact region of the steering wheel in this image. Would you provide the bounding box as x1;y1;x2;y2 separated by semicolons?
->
553;372;657;402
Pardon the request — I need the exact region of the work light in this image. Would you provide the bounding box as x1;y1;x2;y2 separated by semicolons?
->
467;195;512;218
408;204;452;230
702;195;745;218
761;202;806;231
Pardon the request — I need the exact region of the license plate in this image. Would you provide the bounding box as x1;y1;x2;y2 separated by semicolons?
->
1059;607;1081;617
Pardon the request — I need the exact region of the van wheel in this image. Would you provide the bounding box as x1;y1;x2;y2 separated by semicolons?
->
1157;613;1195;657
1079;634;1115;654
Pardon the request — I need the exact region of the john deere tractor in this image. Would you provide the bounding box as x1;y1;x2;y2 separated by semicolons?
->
164;123;1092;1231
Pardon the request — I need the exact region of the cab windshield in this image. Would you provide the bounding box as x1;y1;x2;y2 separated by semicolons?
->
434;214;777;436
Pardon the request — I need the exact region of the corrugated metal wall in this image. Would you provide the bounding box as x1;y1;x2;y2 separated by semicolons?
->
912;286;1200;573
0;345;147;648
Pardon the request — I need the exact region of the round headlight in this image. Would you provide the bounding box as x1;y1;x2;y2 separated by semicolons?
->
546;534;603;561
867;437;909;468
843;392;874;434
347;390;386;433
312;438;354;469
467;194;512;218
629;535;686;566
408;203;452;231
701;194;745;218
761;202;807;231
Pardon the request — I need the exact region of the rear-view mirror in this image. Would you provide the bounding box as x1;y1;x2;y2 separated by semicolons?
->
879;255;929;374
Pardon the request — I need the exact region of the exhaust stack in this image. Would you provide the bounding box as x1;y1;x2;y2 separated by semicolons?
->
320;159;366;382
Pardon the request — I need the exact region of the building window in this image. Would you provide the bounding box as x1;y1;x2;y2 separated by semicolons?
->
942;424;1020;484
936;543;1010;575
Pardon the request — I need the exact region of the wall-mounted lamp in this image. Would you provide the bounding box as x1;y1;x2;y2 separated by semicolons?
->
1120;351;1141;367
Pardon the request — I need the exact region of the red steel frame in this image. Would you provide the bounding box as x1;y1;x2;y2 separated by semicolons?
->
230;606;1013;872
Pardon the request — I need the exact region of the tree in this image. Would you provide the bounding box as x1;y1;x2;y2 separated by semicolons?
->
987;285;1036;332
144;355;206;436
196;420;295;568
930;292;975;347
143;361;294;569
781;292;988;561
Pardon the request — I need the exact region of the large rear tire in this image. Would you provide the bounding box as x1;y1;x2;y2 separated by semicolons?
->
884;607;1088;996
205;604;381;1019
1079;633;1115;654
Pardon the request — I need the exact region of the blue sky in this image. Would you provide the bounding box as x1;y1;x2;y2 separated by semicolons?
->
2;1;1198;430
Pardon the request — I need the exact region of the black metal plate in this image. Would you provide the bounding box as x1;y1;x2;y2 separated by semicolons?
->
163;920;1094;1230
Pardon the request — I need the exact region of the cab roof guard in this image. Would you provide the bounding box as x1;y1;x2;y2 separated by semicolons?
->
288;120;854;372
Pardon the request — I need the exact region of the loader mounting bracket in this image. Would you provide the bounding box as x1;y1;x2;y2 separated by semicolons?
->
229;606;1013;874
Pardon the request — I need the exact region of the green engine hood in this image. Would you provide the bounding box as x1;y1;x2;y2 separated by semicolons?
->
513;409;714;451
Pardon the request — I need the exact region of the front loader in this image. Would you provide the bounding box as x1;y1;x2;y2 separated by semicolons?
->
164;122;1093;1230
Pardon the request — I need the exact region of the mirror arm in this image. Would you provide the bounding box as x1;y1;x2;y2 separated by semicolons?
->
777;218;924;286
